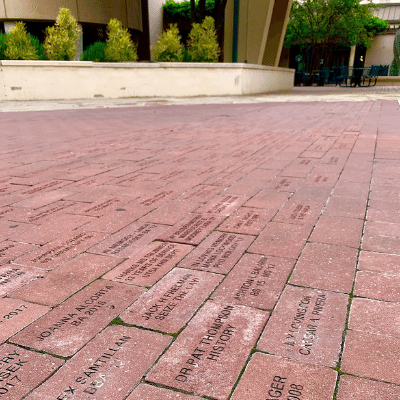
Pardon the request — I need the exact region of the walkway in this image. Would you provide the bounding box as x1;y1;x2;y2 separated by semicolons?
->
1;87;400;399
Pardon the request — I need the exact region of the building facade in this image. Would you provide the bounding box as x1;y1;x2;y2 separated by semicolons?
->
364;1;400;73
0;0;292;66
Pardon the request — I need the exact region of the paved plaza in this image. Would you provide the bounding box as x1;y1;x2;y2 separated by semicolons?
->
1;87;400;399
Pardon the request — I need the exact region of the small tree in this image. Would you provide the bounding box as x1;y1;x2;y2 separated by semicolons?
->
152;23;184;62
104;19;138;62
4;22;38;60
187;16;220;62
44;8;81;60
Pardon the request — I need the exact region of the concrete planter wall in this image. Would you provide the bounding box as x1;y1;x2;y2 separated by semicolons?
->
0;61;294;101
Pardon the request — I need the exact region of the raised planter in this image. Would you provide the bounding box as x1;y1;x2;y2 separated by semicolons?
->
0;60;294;101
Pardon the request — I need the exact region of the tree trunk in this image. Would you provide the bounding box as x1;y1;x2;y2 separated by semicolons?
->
199;0;206;20
190;0;196;23
215;0;227;61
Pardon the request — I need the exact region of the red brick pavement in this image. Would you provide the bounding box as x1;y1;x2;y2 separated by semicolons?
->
1;99;400;399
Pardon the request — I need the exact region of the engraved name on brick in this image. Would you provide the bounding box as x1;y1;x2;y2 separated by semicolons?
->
0;268;26;287
0;344;62;398
283;293;326;356
163;214;222;244
234;257;276;301
29;232;99;265
174;305;237;383
191;234;243;270
290;205;311;221
101;224;158;256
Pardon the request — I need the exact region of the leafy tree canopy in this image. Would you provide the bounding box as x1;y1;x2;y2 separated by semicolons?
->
285;0;388;49
285;0;389;71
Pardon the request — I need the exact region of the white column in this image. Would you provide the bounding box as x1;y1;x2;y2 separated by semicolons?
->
4;22;16;33
349;45;356;68
75;24;84;60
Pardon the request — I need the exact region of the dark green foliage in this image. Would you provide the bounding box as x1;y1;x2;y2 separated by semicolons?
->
81;41;106;62
390;30;400;76
0;33;6;59
29;34;48;60
163;0;215;21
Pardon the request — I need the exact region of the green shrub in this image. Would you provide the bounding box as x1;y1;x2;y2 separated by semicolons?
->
152;23;184;62
104;19;137;62
44;7;81;60
4;22;38;60
163;0;215;21
81;41;106;62
187;16;220;62
0;33;6;59
29;34;47;60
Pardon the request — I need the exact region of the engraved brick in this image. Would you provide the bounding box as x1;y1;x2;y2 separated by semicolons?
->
10;280;145;357
305;172;339;187
0;343;63;399
231;353;337;400
195;195;247;216
120;268;222;333
0;265;45;296
12;187;78;209
349;298;400;337
265;176;303;192
80;206;149;234
103;242;193;286
11;253;122;306
160;214;224;245
341;330;400;384
128;384;201;399
0;241;36;265
25;326;171;400
10;201;77;224
281;158;319;177
13;231;106;270
274;201;323;225
211;254;295;310
336;375;400;400
70;196;130;217
136;189;179;208
257;285;348;366
0;298;49;343
146;300;268;400
178;232;253;274
9;213;94;245
289;243;358;293
248;222;312;258
179;185;224;204
88;222;166;258
218;207;274;235
0;219;35;242
66;186;125;203
353;271;400;302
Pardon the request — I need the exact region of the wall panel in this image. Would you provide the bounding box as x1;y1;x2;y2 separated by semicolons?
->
4;0;78;20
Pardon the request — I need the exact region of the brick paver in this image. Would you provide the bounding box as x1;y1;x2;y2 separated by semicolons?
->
1;94;400;399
